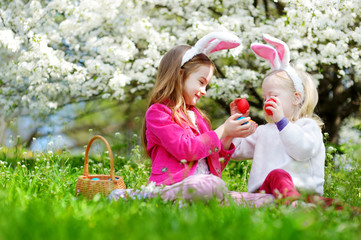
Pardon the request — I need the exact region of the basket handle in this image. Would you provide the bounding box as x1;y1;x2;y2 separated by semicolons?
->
83;135;116;180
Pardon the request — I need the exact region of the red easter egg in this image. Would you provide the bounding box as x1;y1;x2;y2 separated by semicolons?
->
237;98;249;114
264;98;276;115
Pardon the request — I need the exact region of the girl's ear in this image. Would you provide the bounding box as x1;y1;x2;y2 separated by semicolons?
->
293;92;303;106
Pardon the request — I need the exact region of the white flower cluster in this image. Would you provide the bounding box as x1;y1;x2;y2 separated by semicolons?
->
0;0;360;128
0;29;21;51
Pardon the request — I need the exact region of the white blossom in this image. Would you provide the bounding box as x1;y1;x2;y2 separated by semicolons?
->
0;0;360;142
0;29;21;51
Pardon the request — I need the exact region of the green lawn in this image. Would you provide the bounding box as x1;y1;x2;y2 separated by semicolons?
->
0;142;360;240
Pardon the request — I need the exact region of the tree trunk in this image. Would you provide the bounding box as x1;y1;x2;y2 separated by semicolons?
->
317;65;361;144
0;116;7;145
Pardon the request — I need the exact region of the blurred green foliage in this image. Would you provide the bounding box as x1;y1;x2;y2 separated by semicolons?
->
0;137;360;240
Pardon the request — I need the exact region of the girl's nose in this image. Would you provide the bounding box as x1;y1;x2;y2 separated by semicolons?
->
264;97;272;103
200;87;207;96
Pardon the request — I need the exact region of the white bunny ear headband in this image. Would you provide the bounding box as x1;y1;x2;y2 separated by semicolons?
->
181;32;242;66
251;34;305;100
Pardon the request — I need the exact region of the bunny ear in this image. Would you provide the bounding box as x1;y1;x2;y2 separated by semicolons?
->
181;32;241;66
262;34;290;66
208;38;241;54
251;43;281;70
253;34;305;102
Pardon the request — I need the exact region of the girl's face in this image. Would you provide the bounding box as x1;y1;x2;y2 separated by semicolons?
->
183;64;213;106
262;74;298;119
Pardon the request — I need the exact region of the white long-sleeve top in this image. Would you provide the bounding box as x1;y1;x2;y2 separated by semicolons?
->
232;118;325;195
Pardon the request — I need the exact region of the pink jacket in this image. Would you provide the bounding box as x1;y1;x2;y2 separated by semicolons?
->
145;103;235;185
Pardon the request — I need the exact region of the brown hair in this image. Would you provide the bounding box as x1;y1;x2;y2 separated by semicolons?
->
142;45;214;155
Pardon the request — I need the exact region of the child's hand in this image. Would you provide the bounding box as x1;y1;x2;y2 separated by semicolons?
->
264;97;285;122
223;114;257;138
230;99;250;116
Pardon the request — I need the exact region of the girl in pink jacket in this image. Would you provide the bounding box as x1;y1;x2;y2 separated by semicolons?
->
140;32;272;204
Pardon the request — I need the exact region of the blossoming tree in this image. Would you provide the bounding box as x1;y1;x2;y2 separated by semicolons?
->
0;0;360;145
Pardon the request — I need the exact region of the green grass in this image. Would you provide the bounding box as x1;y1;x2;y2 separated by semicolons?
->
0;142;360;240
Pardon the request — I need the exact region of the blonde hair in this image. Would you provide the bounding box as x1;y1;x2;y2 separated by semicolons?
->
142;45;214;154
264;70;324;128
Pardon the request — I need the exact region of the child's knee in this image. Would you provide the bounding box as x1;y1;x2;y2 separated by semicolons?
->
183;174;227;200
190;175;227;196
161;174;227;201
268;169;292;180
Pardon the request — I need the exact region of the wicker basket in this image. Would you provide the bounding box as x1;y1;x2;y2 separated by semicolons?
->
75;135;126;199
